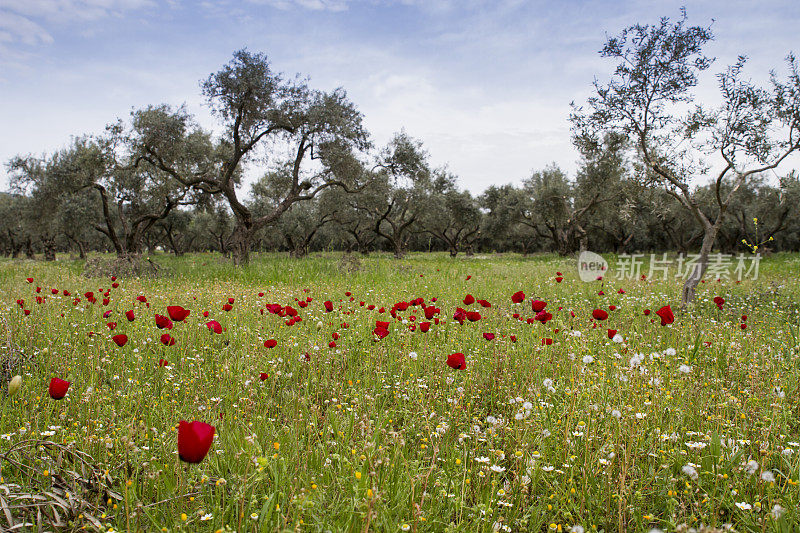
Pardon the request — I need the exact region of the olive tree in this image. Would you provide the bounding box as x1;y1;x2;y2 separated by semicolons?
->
572;9;800;305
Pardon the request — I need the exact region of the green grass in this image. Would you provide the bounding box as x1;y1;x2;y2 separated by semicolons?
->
1;252;799;532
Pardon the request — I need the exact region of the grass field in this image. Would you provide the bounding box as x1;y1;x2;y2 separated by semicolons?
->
1;252;799;532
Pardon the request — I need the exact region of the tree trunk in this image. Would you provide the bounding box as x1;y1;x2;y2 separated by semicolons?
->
681;224;718;308
229;224;253;266
42;237;56;261
25;238;34;259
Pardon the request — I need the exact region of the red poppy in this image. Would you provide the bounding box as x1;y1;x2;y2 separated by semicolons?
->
112;282;119;289
555;277;563;283
329;341;337;348
227;297;234;304
463;294;475;306
106;322;117;331
48;377;71;399
125;310;135;321
26;277;33;283
741;315;747;321
509;335;517;342
160;333;176;346
446;352;466;370
264;339;277;348
483;332;495;341
478;299;492;308
592;309;608;321
136;295;147;303
740;323;747;330
324;301;334;312
541;338;553;346
511;291;525;304
532;300;547;313
259;372;269;380
420;321;431;332
167;305;191;322
206;320;223;334
466;311;481;322
111;334;128;347
655;305;674;326
466;275;472;280
607;329;617;339
713;296;725;309
158;358;169;367
332;332;340;340
644;309;651;316
222;304;232;312
155;315;173;330
111;276;117;281
373;320;390;339
177;420;215;464
535;311;553;324
453;308;466;324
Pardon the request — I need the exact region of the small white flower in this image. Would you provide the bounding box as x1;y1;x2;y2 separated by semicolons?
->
678;364;692;374
408;351;418;360
490;465;506;473
760;470;775;483
611;409;622;419
735;502;752;510
570;527;585;533
681;464;698;481
745;459;759;475
200;513;213;521
611;334;623;343
664;348;676;356
582;355;594;364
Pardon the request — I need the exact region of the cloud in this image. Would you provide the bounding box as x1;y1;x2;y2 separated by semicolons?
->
246;0;350;11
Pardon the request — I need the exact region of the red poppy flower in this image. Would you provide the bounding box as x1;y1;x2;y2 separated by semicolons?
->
222;304;232;312
644;309;651;316
446;352;466;370
655;305;674;326
463;294;475;305
264;339;277;348
26;277;33;283
51;288;58;294
555;277;563;283
155;315;173;330
741;315;747;321
478;300;492;308
329;341;337;348
177;420;215;464
535;311;553;324
206;320;223;334
137;295;147;303
532;300;547;313
483;332;495;341
607;329;617;339
332;332;340;340
592;309;608;321
541;338;553;345
466;311;481;322
227;297;234;304
167;306;191;322
111;334;128;347
112;282;119;289
160;333;176;346
48;377;71;399
106;322;117;331
373;320;390;339
158;358;169;367
713;296;725;309
420;321;431;332
324;301;334;312
511;291;525;304
259;372;269;380
509;335;517;342
125;310;135;321
111;276;117;281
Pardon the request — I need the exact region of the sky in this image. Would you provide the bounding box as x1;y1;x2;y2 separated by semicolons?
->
1;0;798;195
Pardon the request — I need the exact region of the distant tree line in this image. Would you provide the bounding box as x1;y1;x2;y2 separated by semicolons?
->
3;11;799;305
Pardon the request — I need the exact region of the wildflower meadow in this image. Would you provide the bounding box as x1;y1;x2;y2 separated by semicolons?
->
1;252;799;532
